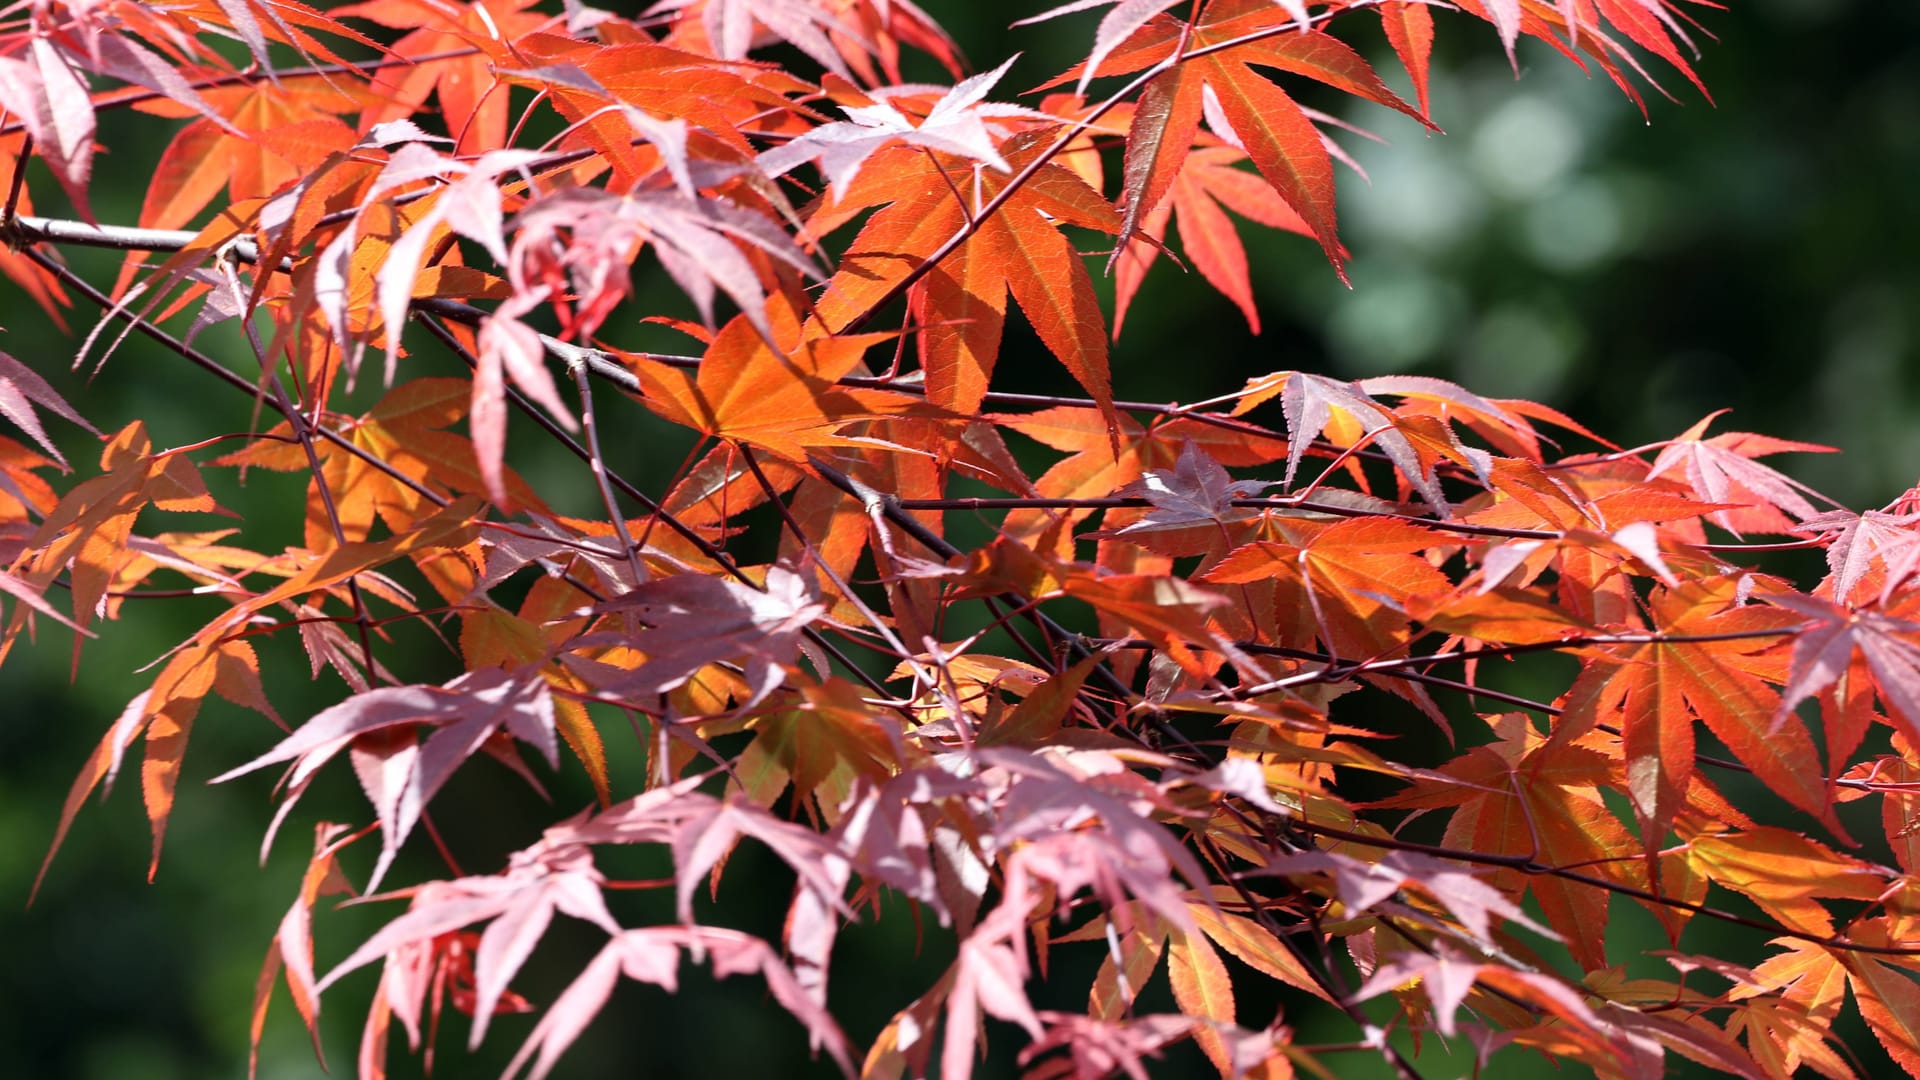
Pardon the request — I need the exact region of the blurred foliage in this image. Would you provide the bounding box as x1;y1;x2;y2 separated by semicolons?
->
2;1;1915;1077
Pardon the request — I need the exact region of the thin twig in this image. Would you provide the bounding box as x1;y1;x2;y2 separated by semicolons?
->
568;357;650;587
413;313;899;703
1282;817;1920;958
0;50;485;140
218;260;382;682
828;2;1381;336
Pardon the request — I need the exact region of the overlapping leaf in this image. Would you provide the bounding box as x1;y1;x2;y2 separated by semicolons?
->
811;131;1121;419
212;666;561;889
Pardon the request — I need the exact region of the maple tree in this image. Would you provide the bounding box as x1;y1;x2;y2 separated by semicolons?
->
6;0;1919;1077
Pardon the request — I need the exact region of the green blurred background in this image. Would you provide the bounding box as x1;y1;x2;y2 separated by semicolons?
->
2;1;1916;1077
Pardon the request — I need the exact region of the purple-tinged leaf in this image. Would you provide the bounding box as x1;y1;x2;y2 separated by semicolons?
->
1015;1;1184;96
0;40;95;220
1178;757;1290;817
367;146;543;381
1611;521;1677;585
1261;849;1553;945
0;567;90;633
1794;507;1920;605
584;564;827;711
1090;440;1271;544
1351;943;1486;1036
759;55;1043;198
1364;943;1661;1071
1277;371;1448;511
565;783;852;925
508;184;818;345
1017;1012;1196;1080
0;350;97;468
316;838;618;1033
467;297;576;509
212;0;277;81
982;747;1210;934
646;0;865;78
211;667;559;889
478;514;647;594
1483;0;1524;72
829;769;979;917
942;906;1046;1080
1647;416;1835;536
505;926;853;1080
1770;593;1920;742
89;33;244;138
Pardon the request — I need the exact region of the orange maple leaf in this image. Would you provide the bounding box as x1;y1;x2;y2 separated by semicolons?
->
811;132;1121;421
626;296;933;464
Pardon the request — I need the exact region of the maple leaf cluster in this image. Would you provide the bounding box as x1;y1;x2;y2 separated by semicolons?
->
7;1;1920;1078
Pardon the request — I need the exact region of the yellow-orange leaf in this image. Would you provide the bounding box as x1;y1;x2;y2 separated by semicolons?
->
1167;928;1236;1076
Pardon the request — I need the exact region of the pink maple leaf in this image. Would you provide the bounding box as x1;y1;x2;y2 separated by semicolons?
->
786;768;979;1007
757;54;1046;197
210;666;559;890
1350;943;1659;1071
371;144;548;370
1646;414;1836;536
580;563;827;710
942;905;1047;1080
1089;440;1272;554
505;924;853;1080
1261;849;1553;946
1793;507;1920;605
827;768;978;915
1017;0;1314;97
647;0;865;77
1265;371;1450;511
983;747;1211;935
478;515;646;594
1770;592;1920;742
0;11;239;222
563;779;853;924
1017;1012;1196;1080
0;349;96;470
0;38;95;220
317;835;618;1051
302;132;569;507
505;173;819;344
1353;942;1601;1038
